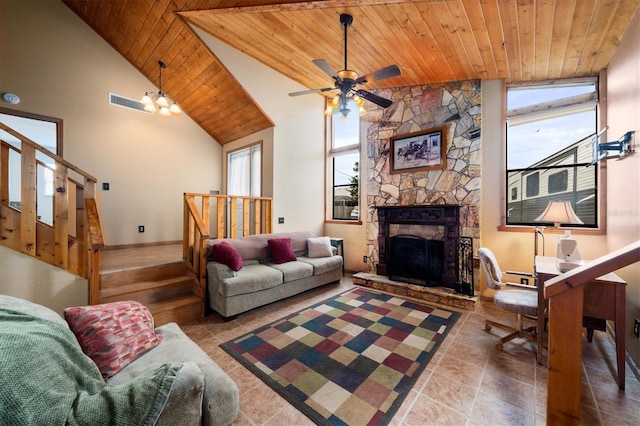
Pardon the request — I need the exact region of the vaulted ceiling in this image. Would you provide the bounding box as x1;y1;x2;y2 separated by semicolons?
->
62;0;639;145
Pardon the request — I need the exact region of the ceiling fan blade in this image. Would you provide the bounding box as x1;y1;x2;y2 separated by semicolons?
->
312;59;339;79
355;89;393;108
355;65;401;85
288;87;335;97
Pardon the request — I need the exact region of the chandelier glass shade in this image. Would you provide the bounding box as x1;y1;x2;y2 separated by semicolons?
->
324;94;367;118
141;60;180;117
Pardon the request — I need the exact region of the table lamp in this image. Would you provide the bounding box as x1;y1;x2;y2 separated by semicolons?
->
534;201;584;272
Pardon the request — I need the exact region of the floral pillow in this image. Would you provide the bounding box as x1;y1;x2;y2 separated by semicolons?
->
63;301;163;379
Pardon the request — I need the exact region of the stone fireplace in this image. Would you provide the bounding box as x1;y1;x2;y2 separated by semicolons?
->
355;80;481;310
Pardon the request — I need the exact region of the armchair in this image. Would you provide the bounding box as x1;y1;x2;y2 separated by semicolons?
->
478;247;538;352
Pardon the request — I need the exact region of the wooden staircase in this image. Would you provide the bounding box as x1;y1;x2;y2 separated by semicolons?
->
99;254;203;326
2;121;273;326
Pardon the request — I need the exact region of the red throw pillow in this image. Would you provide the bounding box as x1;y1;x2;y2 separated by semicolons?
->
212;241;243;271
268;238;297;264
63;301;162;379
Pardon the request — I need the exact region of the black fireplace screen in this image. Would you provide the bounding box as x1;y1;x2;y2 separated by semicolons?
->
387;235;445;286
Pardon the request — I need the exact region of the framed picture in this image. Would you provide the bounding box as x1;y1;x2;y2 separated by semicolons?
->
390;126;447;173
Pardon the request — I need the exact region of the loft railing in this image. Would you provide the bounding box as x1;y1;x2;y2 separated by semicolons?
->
183;192;273;298
544;240;640;425
0;122;104;302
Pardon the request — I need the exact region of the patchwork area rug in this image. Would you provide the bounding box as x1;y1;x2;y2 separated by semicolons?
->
220;287;460;425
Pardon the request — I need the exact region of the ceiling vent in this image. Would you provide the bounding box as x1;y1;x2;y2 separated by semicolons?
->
109;92;150;113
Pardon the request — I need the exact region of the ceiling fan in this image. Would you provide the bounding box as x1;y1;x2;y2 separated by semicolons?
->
288;13;401;117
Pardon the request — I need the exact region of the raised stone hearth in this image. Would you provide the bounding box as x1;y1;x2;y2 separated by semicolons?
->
352;272;477;311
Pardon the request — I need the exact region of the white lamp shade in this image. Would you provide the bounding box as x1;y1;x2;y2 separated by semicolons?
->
169;103;181;114
534;201;583;225
159;106;171;116
156;96;169;107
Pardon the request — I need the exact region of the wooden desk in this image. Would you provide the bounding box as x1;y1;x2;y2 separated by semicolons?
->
535;256;627;389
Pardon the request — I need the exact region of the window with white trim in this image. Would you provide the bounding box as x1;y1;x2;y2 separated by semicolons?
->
329;100;360;221
506;79;599;228
227;143;261;197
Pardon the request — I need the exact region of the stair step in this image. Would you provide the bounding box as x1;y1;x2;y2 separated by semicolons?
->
147;295;203;327
99;275;196;305
100;261;192;289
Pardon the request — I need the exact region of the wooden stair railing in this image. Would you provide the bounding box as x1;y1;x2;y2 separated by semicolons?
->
0;122;104;302
183;193;273;305
544;240;640;425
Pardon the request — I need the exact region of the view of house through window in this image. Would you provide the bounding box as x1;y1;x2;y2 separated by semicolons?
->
330;100;360;221
506;79;598;227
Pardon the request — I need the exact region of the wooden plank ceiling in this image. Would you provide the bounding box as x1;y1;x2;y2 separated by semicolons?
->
63;0;639;145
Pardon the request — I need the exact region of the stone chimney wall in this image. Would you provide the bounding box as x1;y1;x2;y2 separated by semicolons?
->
364;80;482;272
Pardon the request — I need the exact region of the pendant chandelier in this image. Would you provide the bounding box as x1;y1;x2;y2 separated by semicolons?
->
141;60;181;117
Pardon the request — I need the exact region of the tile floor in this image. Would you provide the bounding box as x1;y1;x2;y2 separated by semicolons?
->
181;275;640;425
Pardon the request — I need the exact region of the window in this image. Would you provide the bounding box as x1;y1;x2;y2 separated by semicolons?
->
506;79;598;227
329;100;360;221
525;172;539;197
0;108;62;226
227;143;261;235
227;143;261;197
548;170;568;194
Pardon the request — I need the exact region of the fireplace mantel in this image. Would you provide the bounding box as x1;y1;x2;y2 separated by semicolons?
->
375;205;460;289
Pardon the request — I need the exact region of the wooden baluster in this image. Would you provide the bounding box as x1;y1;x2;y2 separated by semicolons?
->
217;196;225;238
254;199;262;234
53;164;69;269
20;144;36;255
243;198;250;236
0;143;8;206
229;197;237;238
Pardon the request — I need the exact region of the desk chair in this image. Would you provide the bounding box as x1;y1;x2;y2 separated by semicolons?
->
479;247;538;351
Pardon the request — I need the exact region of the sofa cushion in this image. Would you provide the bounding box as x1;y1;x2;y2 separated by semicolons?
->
267;238;297;264
109;322;240;426
63;301;163;379
307;236;333;258
218;263;283;297
211;241;243;271
297;255;343;275
268;260;314;283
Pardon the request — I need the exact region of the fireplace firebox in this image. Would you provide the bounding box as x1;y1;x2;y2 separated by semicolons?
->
376;205;472;294
388;235;445;286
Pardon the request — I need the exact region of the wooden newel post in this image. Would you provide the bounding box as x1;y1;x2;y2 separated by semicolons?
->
547;286;584;425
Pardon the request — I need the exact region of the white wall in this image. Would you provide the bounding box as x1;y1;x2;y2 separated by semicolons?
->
0;0;223;248
193;27;327;237
0;246;87;315
605;8;640;365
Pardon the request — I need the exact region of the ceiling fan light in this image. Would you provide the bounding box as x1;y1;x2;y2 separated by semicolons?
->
144;103;157;113
159;106;171;116
328;96;340;108
169;103;181;114
324;106;334;116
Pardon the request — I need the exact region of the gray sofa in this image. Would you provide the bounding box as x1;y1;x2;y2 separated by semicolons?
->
206;231;343;318
0;295;239;426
